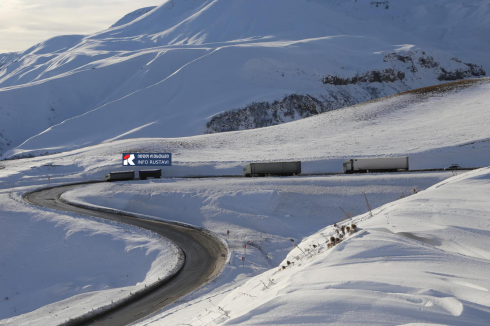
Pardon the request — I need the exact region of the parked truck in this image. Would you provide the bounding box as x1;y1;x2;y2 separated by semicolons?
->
243;161;301;177
105;170;135;181
343;157;409;174
139;169;162;180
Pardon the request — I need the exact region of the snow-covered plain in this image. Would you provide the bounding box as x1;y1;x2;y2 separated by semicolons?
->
0;187;183;325
1;0;489;157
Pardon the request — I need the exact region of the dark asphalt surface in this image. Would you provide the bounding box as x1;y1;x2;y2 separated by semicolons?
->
25;184;228;326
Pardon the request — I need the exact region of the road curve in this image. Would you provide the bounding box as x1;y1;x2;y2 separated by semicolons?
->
25;183;228;326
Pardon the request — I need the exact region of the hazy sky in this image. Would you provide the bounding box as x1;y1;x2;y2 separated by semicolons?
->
0;0;159;53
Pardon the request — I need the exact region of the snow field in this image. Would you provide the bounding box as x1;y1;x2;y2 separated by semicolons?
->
61;171;458;325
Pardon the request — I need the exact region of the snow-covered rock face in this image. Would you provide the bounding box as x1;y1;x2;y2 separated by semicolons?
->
0;0;489;157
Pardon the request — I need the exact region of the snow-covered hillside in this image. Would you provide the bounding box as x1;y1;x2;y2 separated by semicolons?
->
110;7;158;28
1;0;489;158
179;167;490;325
0;73;488;325
0;187;183;325
3;77;489;170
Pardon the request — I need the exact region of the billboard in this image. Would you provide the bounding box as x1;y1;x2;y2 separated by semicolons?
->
123;153;172;166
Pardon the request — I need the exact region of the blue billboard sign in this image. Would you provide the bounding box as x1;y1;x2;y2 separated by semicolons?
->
123;153;172;166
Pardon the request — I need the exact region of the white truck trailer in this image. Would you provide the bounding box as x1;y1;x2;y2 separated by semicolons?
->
243;161;301;177
105;170;135;181
343;157;409;174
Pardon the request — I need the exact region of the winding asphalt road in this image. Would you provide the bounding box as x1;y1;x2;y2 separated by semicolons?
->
23;169;479;324
25;183;228;326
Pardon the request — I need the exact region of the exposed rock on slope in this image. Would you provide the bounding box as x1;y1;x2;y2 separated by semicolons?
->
206;50;485;134
324;50;486;86
206;94;334;133
323;68;405;85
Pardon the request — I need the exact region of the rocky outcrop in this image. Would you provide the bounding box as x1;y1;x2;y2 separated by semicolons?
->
384;50;485;81
438;60;486;81
206;94;338;133
323;50;485;85
323;68;405;86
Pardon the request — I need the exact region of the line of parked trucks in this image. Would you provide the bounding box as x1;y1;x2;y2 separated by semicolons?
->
105;157;412;181
243;157;410;177
105;169;162;181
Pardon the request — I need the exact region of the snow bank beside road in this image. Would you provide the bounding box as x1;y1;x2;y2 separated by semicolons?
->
187;168;490;325
0;188;183;326
63;174;454;267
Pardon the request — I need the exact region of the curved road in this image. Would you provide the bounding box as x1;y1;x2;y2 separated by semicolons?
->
26;183;228;326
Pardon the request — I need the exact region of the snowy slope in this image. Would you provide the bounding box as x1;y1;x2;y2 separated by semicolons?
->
179;167;490;325
110;7;158;28
0;187;183;325
63;172;457;326
1;0;489;157
3;78;489;171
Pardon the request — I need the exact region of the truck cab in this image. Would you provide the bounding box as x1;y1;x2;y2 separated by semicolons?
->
343;160;352;173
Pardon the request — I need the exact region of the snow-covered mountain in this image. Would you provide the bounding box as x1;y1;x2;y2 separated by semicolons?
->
1;0;489;158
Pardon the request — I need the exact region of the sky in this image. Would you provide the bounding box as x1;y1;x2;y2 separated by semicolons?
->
0;0;159;53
